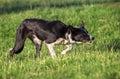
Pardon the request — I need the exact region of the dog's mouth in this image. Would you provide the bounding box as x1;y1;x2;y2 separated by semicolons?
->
76;40;92;44
76;36;94;44
86;40;93;44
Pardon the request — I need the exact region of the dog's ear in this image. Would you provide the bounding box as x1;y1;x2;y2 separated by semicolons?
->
80;21;85;28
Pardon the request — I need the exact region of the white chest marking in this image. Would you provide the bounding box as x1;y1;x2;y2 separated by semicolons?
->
33;35;42;45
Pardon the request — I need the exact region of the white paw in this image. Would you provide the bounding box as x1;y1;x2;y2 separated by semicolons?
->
61;51;67;55
9;48;13;51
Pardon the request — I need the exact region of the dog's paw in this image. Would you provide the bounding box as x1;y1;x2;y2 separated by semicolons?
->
61;51;67;55
9;48;13;51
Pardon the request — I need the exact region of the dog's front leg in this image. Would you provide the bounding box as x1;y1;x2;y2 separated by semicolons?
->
61;44;72;55
46;43;57;59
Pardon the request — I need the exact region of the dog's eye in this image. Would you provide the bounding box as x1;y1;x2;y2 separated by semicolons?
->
82;33;88;37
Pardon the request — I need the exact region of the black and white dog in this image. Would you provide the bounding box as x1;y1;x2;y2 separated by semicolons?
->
10;18;94;59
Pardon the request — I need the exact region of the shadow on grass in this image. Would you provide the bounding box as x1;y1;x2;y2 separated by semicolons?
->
1;0;118;15
0;1;82;14
100;39;120;52
106;39;120;52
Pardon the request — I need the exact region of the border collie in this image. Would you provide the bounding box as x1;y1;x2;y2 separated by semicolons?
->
10;18;94;59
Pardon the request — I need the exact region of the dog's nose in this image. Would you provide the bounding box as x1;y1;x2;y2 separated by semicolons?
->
92;37;94;40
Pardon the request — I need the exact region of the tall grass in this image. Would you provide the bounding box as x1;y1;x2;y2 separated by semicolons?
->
0;0;119;14
0;0;120;79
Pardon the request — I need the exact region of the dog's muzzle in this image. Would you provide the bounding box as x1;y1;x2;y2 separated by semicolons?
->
89;35;94;43
90;36;94;40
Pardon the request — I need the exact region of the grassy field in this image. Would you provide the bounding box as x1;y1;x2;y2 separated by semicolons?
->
0;0;120;79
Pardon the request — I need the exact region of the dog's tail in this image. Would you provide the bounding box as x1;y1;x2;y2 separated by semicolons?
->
10;23;29;57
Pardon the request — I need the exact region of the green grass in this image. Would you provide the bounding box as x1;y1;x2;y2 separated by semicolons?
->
0;1;120;79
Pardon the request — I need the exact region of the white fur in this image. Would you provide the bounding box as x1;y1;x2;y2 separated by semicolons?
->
44;33;76;59
33;33;83;59
54;38;69;44
69;34;75;43
46;43;57;59
33;35;42;45
90;35;93;40
61;44;72;54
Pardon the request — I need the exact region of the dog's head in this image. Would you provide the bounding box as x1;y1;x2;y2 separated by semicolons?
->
68;21;94;44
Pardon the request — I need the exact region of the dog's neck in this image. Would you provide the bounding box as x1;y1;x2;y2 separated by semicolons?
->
65;31;75;44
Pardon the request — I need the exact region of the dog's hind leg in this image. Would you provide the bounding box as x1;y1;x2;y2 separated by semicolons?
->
29;35;42;59
61;44;72;55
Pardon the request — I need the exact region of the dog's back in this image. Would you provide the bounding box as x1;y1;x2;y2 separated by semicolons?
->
23;19;68;39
